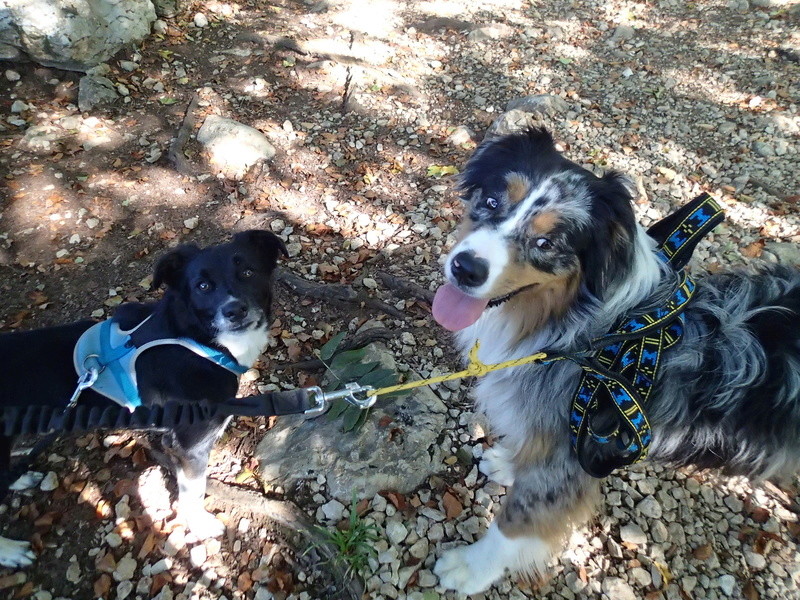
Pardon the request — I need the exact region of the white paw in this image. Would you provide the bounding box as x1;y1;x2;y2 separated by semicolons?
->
479;445;515;487
8;471;44;491
434;544;505;595
181;507;225;540
0;537;36;568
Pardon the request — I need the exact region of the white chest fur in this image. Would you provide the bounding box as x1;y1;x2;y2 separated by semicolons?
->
214;324;268;367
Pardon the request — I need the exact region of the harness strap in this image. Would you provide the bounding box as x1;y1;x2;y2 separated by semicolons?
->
569;193;723;478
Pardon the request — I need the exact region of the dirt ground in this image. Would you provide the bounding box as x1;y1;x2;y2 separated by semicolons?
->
1;0;799;599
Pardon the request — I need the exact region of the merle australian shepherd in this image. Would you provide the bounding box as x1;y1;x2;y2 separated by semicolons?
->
0;230;286;568
431;128;800;594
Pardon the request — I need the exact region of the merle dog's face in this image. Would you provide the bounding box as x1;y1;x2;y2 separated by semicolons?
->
432;128;638;331
152;230;288;339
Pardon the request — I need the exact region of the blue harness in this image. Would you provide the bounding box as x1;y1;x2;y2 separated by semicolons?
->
568;193;724;477
73;316;249;411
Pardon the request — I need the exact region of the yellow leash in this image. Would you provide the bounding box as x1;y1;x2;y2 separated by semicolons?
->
365;342;557;399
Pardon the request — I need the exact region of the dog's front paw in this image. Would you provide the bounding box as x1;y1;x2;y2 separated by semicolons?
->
435;544;505;595
0;537;36;568
8;471;44;491
479;445;515;487
182;508;225;540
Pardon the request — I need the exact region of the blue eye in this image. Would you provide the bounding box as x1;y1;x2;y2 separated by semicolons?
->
242;269;254;278
485;197;499;210
197;281;211;292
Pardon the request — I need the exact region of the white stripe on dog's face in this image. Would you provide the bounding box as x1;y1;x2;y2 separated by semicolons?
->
446;177;586;300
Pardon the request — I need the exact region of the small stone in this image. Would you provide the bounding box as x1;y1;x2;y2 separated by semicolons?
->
5;69;20;82
566;572;587;593
190;544;207;567
362;277;378;289
637;496;662;519
320;499;345;522
116;581;134;600
408;538;429;559
113;554;137;581
164;528;186;556
620;523;647;546
66;558;81;583
602;577;636;600
718;574;737;596
630;567;652;588
651;520;669;543
386;520;408;546
611;25;636;42
183;217;199;230
194;13;209;27
744;551;767;570
105;533;123;548
752;141;775;157
40;471;58;491
154;19;168;34
119;61;138;72
10;100;29;113
416;570;437;587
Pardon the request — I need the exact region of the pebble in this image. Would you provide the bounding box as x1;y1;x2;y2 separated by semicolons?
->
116;581;134;599
190;544;207;568
10;100;28;113
637;495;662;519
320;499;345;522
601;577;636;600
385;520;408;546
113;554;137;581
620;523;647;546
5;69;20;81
40;471;58;491
718;574;737;595
194;13;209;27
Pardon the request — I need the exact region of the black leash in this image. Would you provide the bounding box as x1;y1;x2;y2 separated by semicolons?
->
1;388;316;437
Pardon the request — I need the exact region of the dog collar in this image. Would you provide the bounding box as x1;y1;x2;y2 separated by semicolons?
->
569;193;724;478
73;315;248;411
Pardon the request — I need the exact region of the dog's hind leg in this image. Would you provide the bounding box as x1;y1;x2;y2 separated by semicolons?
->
436;448;598;594
161;417;230;539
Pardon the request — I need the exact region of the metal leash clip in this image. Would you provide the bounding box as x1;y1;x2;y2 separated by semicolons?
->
303;382;376;418
67;367;100;409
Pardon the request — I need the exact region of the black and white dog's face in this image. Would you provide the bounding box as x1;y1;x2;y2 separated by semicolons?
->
152;230;288;356
433;128;638;332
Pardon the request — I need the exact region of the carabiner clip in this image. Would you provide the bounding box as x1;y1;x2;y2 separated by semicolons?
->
303;382;376;417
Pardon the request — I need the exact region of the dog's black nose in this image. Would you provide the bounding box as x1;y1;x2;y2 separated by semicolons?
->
451;251;489;288
222;301;249;322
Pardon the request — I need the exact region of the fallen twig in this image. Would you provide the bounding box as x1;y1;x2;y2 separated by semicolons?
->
375;270;434;304
276;270;405;319
169;93;200;175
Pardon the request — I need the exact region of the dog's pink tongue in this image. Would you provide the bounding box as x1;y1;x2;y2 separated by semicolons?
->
432;283;490;331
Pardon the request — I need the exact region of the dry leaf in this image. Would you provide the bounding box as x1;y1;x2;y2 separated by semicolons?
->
743;580;759;600
138;532;156;559
442;491;463;520
741;240;764;258
692;543;713;560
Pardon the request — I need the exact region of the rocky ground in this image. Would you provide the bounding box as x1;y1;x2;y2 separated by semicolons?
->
1;0;800;599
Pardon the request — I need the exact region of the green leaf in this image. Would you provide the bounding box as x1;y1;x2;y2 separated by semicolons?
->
341;405;363;433
326;398;349;420
558;57;573;65
159;97;178;105
358;368;397;388
354;407;370;430
338;360;380;380
329;348;367;371
320;332;346;360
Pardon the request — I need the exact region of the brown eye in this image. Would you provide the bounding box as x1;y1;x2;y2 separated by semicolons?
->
197;281;211;292
485;197;499;210
536;238;553;250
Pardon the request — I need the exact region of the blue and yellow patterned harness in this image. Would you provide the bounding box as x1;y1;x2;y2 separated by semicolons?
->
569;193;724;477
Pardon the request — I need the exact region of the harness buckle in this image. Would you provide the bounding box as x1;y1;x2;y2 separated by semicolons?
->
303;382;377;417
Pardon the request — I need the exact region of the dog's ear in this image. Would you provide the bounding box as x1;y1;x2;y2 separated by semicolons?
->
580;172;637;299
151;244;201;290
234;230;289;269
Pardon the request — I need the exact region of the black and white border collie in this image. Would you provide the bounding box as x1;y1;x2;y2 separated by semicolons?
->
431;128;800;594
0;230;287;568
